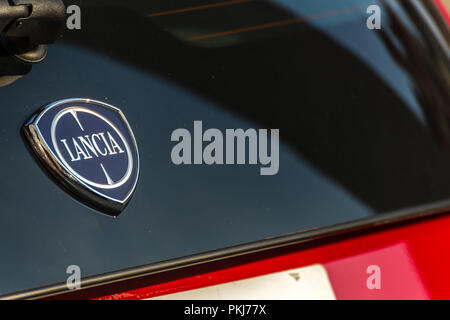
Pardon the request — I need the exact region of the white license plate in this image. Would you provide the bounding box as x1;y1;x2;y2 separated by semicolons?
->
150;264;336;300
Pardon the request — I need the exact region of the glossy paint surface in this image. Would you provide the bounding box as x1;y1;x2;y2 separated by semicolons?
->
0;0;449;296
98;213;450;300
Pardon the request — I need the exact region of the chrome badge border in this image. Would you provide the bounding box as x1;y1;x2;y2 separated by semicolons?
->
23;98;140;217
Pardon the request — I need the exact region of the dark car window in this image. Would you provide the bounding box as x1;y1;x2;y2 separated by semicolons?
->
0;0;449;296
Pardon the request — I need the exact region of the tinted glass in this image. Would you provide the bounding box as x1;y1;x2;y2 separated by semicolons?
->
0;0;449;295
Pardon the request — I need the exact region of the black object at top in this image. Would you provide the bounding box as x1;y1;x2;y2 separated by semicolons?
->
0;0;65;63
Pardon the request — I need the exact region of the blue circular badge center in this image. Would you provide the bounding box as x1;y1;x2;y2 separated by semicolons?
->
51;107;133;189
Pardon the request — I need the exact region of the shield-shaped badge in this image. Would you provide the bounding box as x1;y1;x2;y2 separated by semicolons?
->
23;98;139;216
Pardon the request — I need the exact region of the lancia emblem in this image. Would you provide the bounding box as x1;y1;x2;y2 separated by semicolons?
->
23;98;139;216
